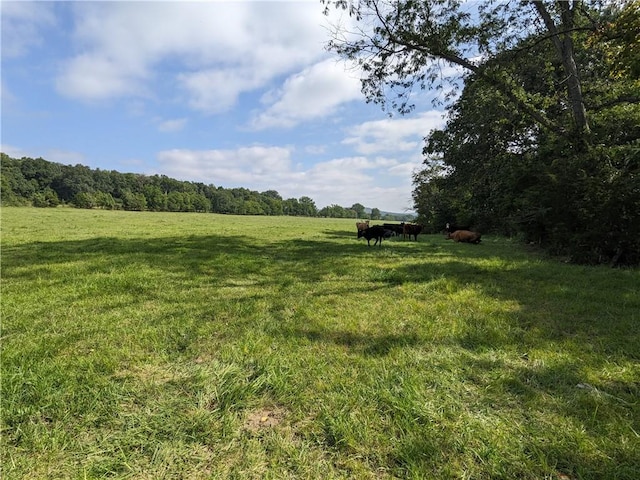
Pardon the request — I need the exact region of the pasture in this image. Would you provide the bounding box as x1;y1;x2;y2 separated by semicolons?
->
2;208;639;479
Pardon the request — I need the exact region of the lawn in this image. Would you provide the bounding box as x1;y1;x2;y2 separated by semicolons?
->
1;207;639;479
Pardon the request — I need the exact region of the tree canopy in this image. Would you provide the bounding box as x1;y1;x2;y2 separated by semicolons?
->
324;0;639;265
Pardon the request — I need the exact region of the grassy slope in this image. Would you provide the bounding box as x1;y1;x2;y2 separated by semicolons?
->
1;208;639;479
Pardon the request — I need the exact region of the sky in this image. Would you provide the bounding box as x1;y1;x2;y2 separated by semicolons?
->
1;0;450;213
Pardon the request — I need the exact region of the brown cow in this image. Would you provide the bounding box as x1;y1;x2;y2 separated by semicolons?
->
402;223;423;241
446;230;482;244
356;220;370;233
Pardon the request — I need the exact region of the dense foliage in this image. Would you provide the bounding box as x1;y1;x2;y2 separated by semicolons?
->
0;154;412;221
413;2;639;266
323;0;639;265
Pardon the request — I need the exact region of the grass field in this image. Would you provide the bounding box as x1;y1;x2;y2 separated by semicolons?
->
1;207;639;479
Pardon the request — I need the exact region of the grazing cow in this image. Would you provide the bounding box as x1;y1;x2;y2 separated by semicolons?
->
383;223;404;237
403;223;423;241
356;221;370;234
357;225;386;246
445;222;471;234
446;230;482;244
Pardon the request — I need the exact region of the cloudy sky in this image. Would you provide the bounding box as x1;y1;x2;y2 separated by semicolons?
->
1;1;449;213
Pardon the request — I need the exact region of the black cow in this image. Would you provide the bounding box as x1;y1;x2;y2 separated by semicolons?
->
445;222;471;234
383;223;404;237
357;225;386;246
403;223;423;241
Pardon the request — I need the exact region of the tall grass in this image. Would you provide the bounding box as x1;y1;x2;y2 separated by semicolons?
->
2;208;639;479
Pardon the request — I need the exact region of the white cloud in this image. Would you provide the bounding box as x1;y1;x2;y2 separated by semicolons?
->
305;145;326;155
156;146;294;186
154;147;415;212
0;2;56;58
0;144;85;165
343;110;445;155
178;67;268;114
388;161;420;177
2;2;432;214
0;144;29;159
1;81;16;105
57;54;149;101
250;59;362;129
302;157;416;212
157;118;188;133
46;149;86;165
54;2;334;112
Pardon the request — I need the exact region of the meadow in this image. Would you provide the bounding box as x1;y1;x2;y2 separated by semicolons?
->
1;207;639;479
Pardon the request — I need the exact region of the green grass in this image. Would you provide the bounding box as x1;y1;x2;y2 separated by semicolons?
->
2;207;639;479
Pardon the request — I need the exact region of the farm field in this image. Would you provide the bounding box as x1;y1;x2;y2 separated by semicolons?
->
1;207;639;479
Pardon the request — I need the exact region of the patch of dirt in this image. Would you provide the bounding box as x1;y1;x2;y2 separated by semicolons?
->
244;406;287;432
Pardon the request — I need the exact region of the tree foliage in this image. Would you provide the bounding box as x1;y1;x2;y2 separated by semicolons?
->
324;0;639;265
0;154;410;220
323;0;613;141
417;3;639;265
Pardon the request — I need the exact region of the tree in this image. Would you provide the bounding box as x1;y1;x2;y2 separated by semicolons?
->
190;193;211;213
241;200;265;215
73;192;96;209
285;197;318;216
318;204;348;218
283;198;299;216
350;203;366;218
54;164;96;201
298;196;318;217
211;189;238;214
19;157;63;190
30;188;60;208
322;0;612;144
261;191;284;215
94;191;116;210
1;154;33;205
143;185;168;211
167;191;187;212
122;190;147;211
370;208;381;220
410;3;639;264
603;0;640;78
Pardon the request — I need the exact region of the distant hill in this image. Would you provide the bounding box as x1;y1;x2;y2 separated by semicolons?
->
364;207;416;222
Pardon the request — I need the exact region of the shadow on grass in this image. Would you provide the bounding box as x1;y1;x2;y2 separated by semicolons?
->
391;256;639;356
4;233;638;362
4;232;639;478
3;234;356;282
288;328;420;357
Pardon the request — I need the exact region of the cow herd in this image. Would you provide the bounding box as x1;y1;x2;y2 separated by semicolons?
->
356;221;482;247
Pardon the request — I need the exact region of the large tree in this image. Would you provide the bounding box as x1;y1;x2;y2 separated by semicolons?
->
322;0;627;144
408;3;639;264
324;0;638;264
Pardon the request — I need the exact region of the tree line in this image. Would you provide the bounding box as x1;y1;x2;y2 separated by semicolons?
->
324;0;639;265
0;154;412;221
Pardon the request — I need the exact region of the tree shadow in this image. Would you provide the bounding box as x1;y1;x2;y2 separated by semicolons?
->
323;229;357;239
4;231;639;476
388;257;639;359
281;327;420;357
5;234;637;362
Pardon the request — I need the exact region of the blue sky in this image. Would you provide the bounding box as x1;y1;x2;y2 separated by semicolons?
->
1;1;449;213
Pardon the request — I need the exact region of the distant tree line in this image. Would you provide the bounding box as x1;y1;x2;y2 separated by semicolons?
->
0;154;412;221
